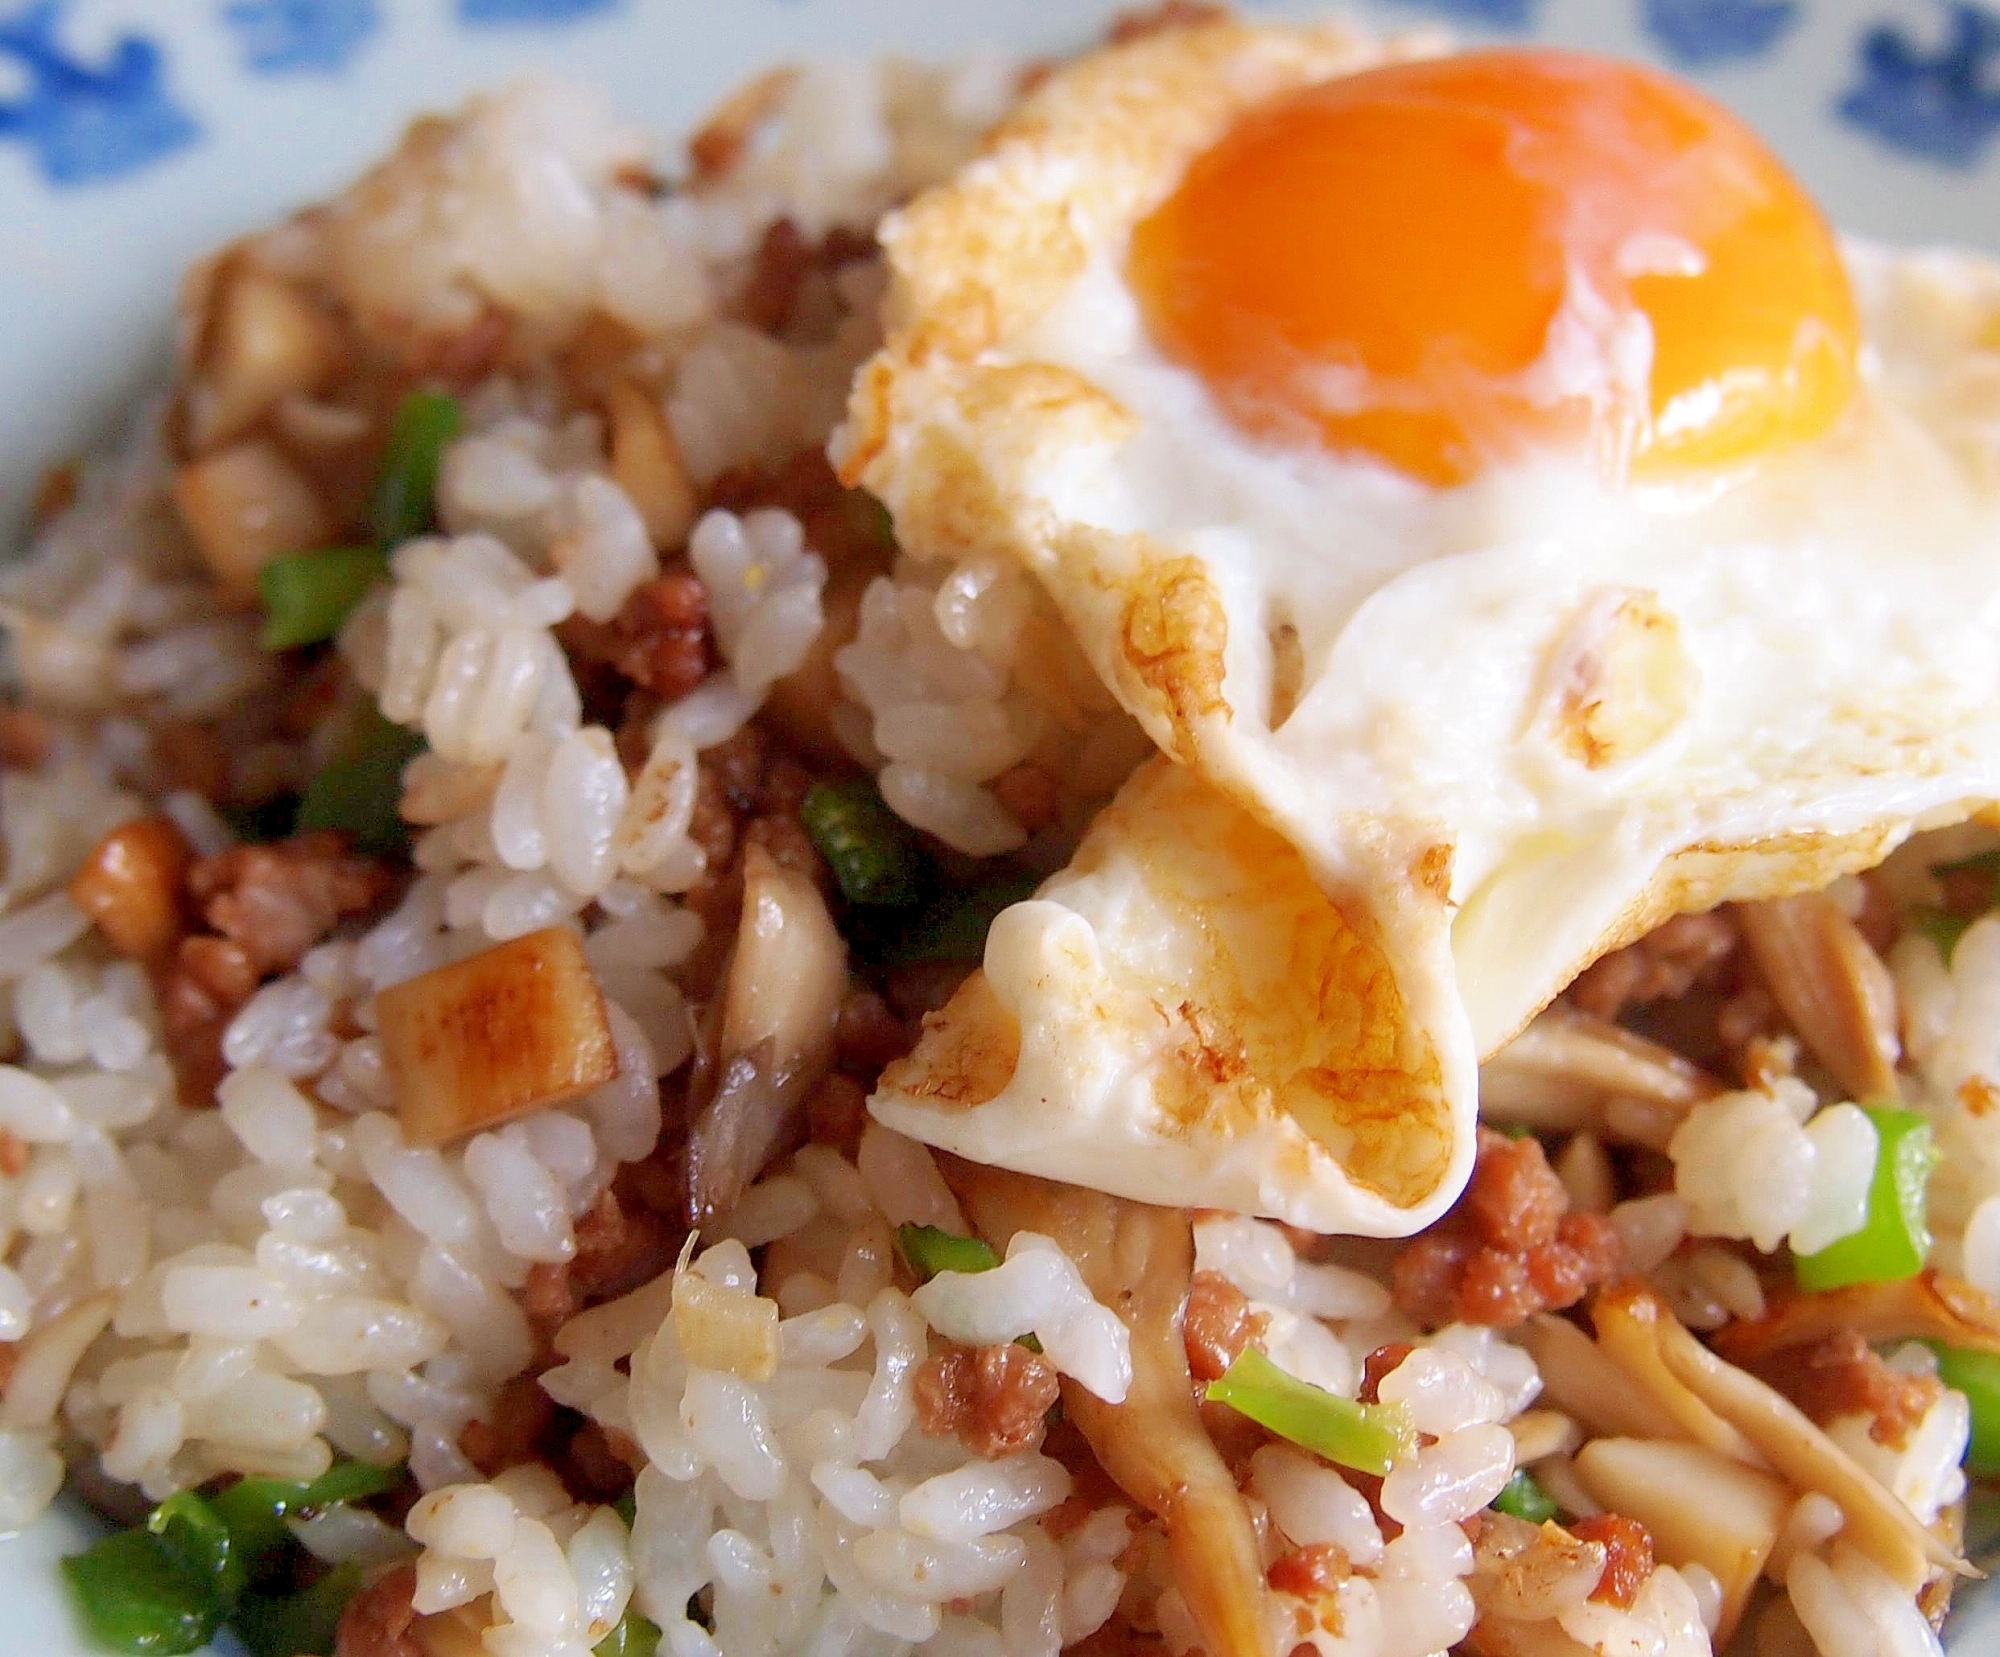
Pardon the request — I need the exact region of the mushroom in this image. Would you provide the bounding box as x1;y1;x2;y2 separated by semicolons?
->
1734;892;1900;1102
682;844;845;1222
172;438;336;602
951;1161;1270;1657
1517;1312;1687;1444
1647;1289;1962;1593
1479;1006;1721;1136
1590;1285;1764;1466
1711;1270;2000;1365
1571;1437;1789;1641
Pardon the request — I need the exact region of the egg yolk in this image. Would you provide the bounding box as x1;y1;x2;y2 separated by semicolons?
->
1127;49;1860;486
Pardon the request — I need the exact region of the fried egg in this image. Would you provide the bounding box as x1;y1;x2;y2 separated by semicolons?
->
835;19;2000;1234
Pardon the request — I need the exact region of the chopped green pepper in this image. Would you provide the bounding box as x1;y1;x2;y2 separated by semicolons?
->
801;779;928;906
1491;1468;1558;1524
596;1610;664;1657
229;1562;363;1657
612;1488;638;1530
62;1526;223;1655
1912;905;1973;966
1205;1347;1417;1477
896;1223;1002;1280
294;707;424;855
370;390;461;547
887;870;1041;964
1795;1105;1938;1291
1926;1342;2000;1478
148;1490;245;1605
258;546;390;651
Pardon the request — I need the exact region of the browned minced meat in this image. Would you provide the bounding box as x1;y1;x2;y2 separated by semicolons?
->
1392;1131;1623;1328
992;764;1061;836
0;706;51;771
1569;1513;1656;1609
1570;911;1739;1021
333;1562;423;1657
1267;1541;1352;1598
680;725;829;946
836;987;913;1075
1108;0;1231;42
1182;1270;1267;1383
739;218;813;334
913;1341;1061;1458
0;1129;29;1179
804;1073;869;1160
562;569;712;702
160;832;392;1100
1357;1342;1415;1405
522;1188;682;1332
0;1340;16;1394
704;447;892;574
460;1372;557;1479
565;1420;644;1502
1754;1329;1945;1450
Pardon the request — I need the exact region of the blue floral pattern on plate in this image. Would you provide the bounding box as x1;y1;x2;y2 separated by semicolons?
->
1643;0;1801;66
222;0;380;74
458;0;621;22
1840;2;2000;166
0;1;198;184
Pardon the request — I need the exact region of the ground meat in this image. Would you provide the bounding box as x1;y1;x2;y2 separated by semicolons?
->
1108;0;1231;42
563;1420;643;1502
1755;1329;1945;1450
1267;1542;1351;1598
1182;1270;1266;1383
1392;1132;1623;1328
1569;1513;1655;1609
835;987;912;1075
0;706;51;771
459;1373;556;1478
188;831;393;976
742;812;825;889
1570;911;1739;1021
739;218;812;333
522;1188;681;1333
333;1562;423;1657
158;933;260;1102
0;1340;16;1393
992;764;1060;835
563;569;712;701
1357;1342;1415;1405
0;1130;26;1177
704;447;893;575
804;1073;869;1159
913;1341;1061;1458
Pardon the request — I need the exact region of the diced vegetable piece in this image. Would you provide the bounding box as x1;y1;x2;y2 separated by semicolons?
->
1571;1436;1789;1642
1490;1468;1557;1524
670;1267;781;1381
1912;906;1972;966
68;815;193;959
297;1457;400;1509
258;545;390;650
1204;1347;1416;1476
888;870;1041;964
596;1611;663;1657
801;779;928;906
897;1223;1002;1280
371;391;460;547
1925;1342;2000;1477
293;707;423;856
606;378;696;548
173;439;336;602
206;1480;299;1577
149;1490;245;1605
229;1562;362;1657
379;924;620;1147
189;268;343;452
62;1526;223;1655
1795;1105;1937;1291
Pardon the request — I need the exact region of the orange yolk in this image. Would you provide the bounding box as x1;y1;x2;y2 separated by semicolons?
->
1127;49;1860;486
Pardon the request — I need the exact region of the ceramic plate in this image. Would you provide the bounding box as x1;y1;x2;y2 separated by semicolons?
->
7;0;2000;1650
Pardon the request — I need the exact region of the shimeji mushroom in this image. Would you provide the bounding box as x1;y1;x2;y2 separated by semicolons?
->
1734;891;1902;1103
1478;1005;1720;1142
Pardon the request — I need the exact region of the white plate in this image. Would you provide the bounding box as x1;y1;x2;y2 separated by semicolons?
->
6;0;1998;1650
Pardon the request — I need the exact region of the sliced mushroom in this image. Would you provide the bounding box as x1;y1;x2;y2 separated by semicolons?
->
1648;1290;1961;1593
951;1162;1269;1657
682;844;845;1222
184;262;345;453
1590;1285;1764;1466
1734;892;1900;1102
172;438;335;602
1711;1270;2000;1365
1516;1312;1687;1445
1480;1006;1721;1135
1571;1436;1789;1642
